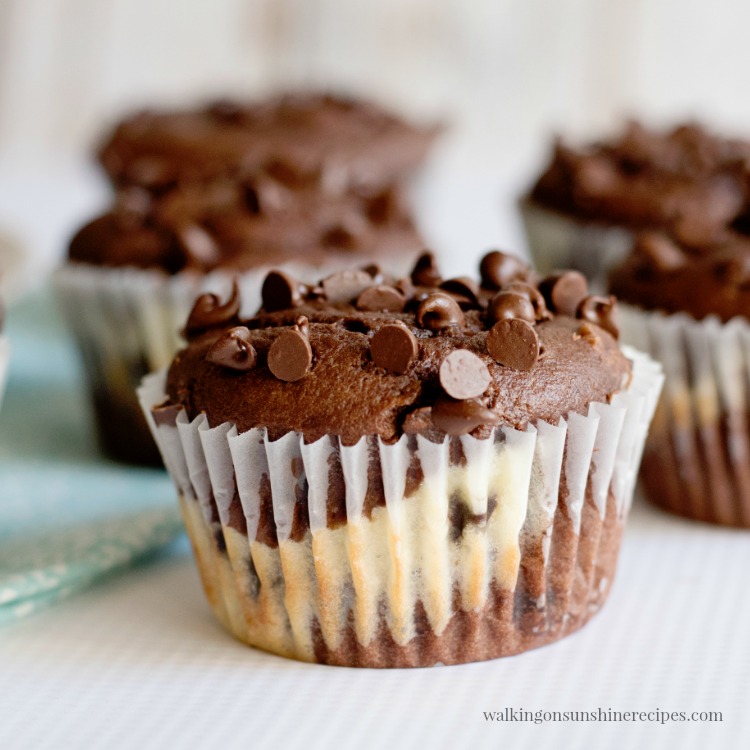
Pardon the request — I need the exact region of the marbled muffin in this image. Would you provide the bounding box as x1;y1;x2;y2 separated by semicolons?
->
139;251;662;667
611;230;750;526
57;95;435;465
98;92;439;194
521;121;750;289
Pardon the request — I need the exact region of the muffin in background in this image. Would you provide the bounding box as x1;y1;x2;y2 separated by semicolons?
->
521;121;750;290
611;229;750;527
97;92;440;195
56;92;438;465
139;251;662;667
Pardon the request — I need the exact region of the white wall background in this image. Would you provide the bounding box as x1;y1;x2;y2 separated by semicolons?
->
2;0;750;289
3;0;750;165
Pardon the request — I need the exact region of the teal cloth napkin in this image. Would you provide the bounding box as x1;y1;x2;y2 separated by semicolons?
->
0;288;185;623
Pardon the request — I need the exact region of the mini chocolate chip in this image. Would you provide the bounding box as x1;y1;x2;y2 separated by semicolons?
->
487;291;536;325
206;326;258;371
267;328;313;382
261;270;305;312
207;99;245;123
479;251;528;289
502;282;550;321
370;322;418;374
356;285;406;312
431;396;502;435
366;190;399;224
439;277;480;305
294;315;310;337
183;280;241;337
672;215;722;248
411;252;442;286
395;277;415;299
439;350;491;400
416;293;464;331
151;402;182;427
363;263;383;280
486;319;540;371
576;322;601;347
576;295;619;339
321;217;366;250
538;271;589;316
633;232;685;273
322;269;374;305
176;223;220;267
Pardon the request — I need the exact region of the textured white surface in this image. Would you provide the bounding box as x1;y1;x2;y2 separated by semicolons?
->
1;498;748;750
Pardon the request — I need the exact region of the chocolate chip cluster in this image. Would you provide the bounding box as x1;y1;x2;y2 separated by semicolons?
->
185;252;620;421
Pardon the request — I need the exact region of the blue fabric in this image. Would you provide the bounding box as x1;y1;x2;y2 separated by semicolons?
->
0;289;185;623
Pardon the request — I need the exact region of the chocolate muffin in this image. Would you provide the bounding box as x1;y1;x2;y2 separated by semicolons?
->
98;93;439;194
611;230;750;527
521;121;750;289
68;178;423;278
139;252;663;667
57;94;436;465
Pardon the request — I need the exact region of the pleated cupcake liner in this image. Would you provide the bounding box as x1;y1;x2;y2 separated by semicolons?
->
519;198;634;293
53;256;414;463
620;305;750;527
138;347;662;666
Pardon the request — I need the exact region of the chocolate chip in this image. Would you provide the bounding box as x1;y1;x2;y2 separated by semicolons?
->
262;270;305;312
267;328;313;382
538;271;589;316
439;350;491;400
487;292;536;325
633;232;685;273
356;285;406;312
321;216;367;249
431;396;502;435
479;251;528;289
370;322;418;374
151;402;182;427
206;327;258;371
486;319;540;371
207;99;245;123
502;282;550;321
363;263;384;281
395;277;415;299
176;223;220;268
416;293;464;331
576;322;601;347
439;277;480;305
713;253;750;285
411;252;442;287
294;315;310;337
322;269;374;305
183;280;241;337
576;295;619;339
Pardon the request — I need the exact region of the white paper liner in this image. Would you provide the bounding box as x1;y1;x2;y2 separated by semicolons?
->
620;304;750;526
519;198;634;293
53;253;418;462
0;335;9;407
138;346;663;666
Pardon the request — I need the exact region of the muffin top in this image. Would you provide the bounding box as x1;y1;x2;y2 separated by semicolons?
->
529;121;750;237
98;93;439;194
161;252;631;444
67;180;422;275
610;230;750;323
